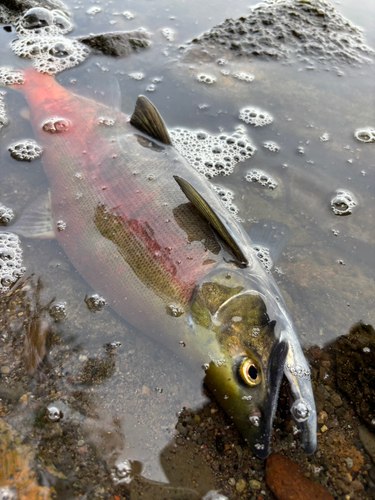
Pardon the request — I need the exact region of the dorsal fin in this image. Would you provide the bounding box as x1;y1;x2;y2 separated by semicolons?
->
130;95;172;145
174;176;247;264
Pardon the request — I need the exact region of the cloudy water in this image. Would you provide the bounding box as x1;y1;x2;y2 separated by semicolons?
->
0;0;374;498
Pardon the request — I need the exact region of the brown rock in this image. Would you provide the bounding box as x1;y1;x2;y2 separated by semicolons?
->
266;453;334;500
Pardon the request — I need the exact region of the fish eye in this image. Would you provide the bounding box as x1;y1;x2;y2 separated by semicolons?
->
239;358;261;386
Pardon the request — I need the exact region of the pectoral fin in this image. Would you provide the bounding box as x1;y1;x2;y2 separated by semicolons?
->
130;95;172;146
11;192;55;239
174;176;248;264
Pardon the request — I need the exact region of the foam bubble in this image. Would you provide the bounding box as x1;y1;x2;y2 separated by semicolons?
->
320;132;330;142
123;11;135;20
87;6;102;15
196;74;216;84
49;301;67;322
129;72;145;80
253;245;273;273
170;127;255;179
8;139;43;161
43;117;70;133
0;91;7;131
162;28;175;42
233;72;254;83
14;7;73;37
331;189;357;216
354;128;375;143
263;141;279;152
0;204;14;225
239;107;273;127
0;232;26;294
0;67;24;87
85;293;107;312
11;35;90;75
213;185;241;220
245;169;277;190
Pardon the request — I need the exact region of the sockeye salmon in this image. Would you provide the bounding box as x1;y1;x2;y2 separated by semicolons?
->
8;67;316;458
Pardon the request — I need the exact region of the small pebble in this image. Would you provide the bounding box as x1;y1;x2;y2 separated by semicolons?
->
249;479;261;490
141;385;151;397
330;393;343;408
321;425;328;433
236;479;246;493
228;478;236;486
318;411;328;424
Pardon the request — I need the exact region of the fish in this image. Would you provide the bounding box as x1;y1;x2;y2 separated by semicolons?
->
5;66;316;458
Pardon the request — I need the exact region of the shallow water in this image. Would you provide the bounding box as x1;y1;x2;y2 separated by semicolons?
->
0;0;375;498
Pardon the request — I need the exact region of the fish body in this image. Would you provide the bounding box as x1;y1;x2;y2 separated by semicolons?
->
10;67;316;457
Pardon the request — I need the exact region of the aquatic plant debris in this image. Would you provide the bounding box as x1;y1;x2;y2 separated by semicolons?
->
0;232;26;294
184;0;375;67
170;127;255;178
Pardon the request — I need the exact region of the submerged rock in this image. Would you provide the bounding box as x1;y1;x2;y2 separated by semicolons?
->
266;453;334;500
184;0;374;67
78;30;151;57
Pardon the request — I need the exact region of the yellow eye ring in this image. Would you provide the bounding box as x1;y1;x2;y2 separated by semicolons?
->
239;358;261;386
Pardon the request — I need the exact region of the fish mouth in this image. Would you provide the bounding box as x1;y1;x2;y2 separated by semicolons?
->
240;340;289;459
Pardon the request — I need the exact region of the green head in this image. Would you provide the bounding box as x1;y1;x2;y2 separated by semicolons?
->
190;267;289;458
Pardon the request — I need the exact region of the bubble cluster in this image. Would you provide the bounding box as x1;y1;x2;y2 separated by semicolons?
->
49;301;67;322
162;28;175;42
0;91;8;131
196;74;216;84
8;139;43;161
0;67;24;87
253;245;273;273
85;293;107;312
14;7;73;37
320;132;330;142
43;117;70;133
245;169;278;190
170;127;255;178
233;72;254;83
0;233;26;294
331;189;357;216
11;35;90;75
111;461;132;485
354;128;375;143
123;11;135;20
0;204;15;225
239;107;273;127
213;185;241;220
263;141;279;152
87;6;102;15
129;72;145;81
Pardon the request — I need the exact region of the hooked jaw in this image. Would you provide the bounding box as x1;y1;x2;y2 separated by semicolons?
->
283;328;317;455
234;340;289;458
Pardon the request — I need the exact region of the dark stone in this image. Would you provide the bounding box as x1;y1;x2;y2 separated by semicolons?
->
78;30;151;57
332;323;375;427
182;0;374;67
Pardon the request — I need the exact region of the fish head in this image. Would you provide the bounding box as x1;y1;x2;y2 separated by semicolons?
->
190;268;289;458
